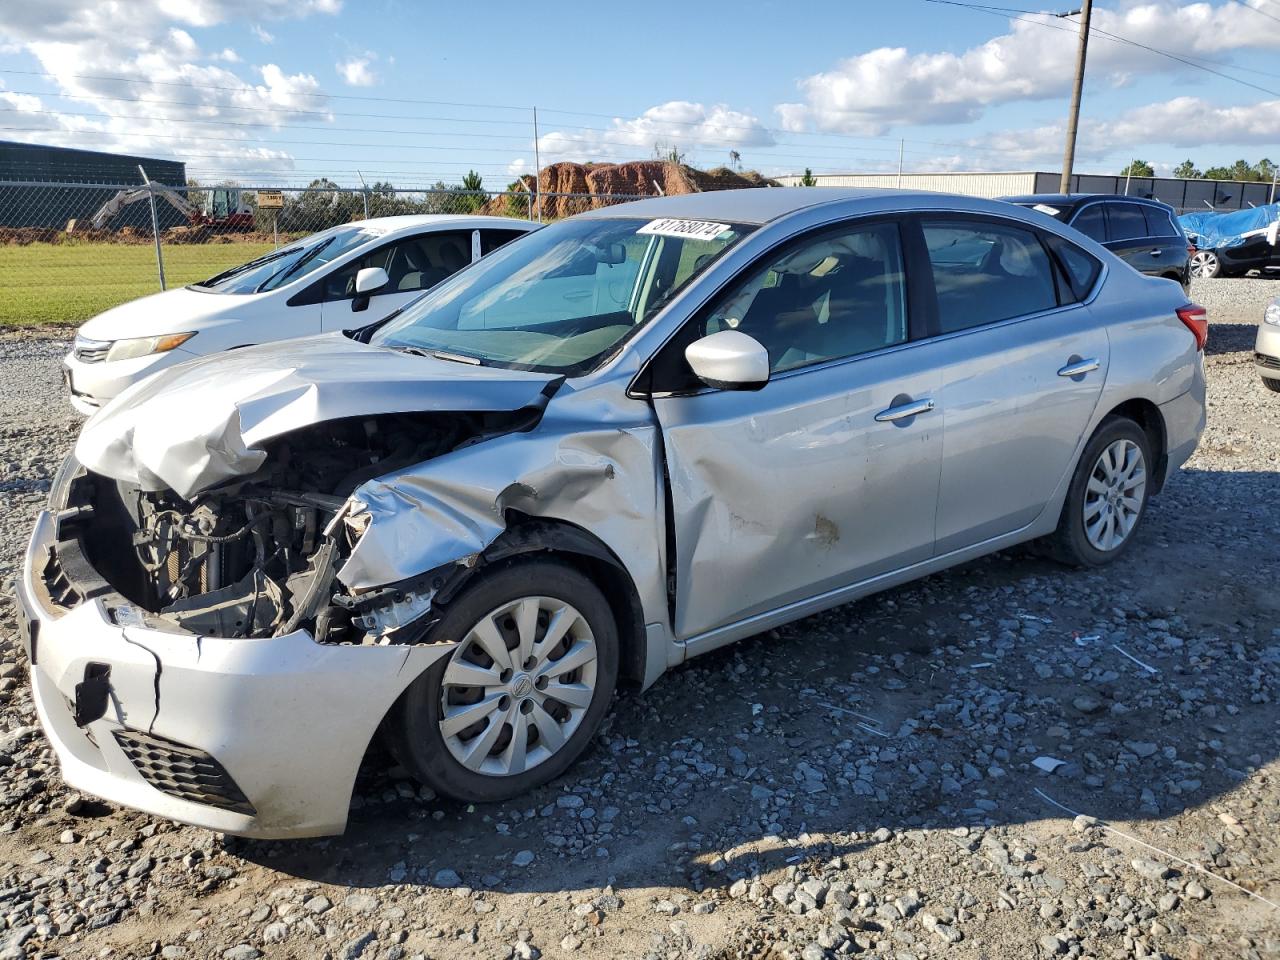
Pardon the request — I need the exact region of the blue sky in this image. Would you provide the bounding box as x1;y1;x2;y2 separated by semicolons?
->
1;0;1277;187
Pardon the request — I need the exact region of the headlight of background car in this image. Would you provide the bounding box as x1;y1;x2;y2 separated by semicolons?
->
103;332;196;363
1265;301;1280;326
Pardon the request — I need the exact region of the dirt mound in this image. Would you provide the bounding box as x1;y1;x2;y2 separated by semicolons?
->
482;161;779;220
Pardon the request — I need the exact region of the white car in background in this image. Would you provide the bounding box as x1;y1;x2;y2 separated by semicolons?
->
64;214;537;414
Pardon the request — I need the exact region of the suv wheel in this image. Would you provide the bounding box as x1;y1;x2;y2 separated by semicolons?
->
386;559;618;803
1045;417;1152;567
1189;250;1220;279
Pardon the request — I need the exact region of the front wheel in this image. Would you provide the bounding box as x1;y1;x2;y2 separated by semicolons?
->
1045;418;1152;567
1263;377;1280;394
1189;250;1220;279
386;559;619;803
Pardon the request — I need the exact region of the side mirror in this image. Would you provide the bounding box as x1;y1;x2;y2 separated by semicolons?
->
355;266;389;294
685;330;770;391
352;266;389;313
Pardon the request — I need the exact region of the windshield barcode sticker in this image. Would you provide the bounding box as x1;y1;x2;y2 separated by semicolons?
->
1032;204;1061;217
637;218;731;241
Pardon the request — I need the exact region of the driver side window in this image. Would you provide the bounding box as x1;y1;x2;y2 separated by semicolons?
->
322;232;472;302
704;221;908;374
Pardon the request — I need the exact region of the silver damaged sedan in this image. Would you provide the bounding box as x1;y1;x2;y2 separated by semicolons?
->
19;189;1207;838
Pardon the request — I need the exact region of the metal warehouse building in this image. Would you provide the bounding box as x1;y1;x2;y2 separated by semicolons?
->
775;170;1278;214
0;140;187;231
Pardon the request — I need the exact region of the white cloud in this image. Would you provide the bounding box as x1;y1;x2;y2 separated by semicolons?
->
780;2;1280;135
911;95;1280;172
0;0;341;176
507;157;530;177
337;56;377;87
251;24;275;43
537;101;775;164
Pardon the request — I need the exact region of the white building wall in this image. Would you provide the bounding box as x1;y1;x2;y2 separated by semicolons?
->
774;172;1042;198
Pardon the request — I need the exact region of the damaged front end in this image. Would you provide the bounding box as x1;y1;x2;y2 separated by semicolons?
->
47;410;525;644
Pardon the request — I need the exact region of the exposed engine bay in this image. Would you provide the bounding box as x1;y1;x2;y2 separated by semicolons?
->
47;412;526;642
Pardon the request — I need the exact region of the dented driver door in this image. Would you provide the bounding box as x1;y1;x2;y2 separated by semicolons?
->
652;348;944;640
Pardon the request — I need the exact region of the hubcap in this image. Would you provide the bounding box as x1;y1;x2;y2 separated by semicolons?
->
1083;438;1146;552
438;596;597;777
1189;251;1217;278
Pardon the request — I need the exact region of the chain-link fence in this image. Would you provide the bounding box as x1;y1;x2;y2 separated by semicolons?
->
0;181;656;326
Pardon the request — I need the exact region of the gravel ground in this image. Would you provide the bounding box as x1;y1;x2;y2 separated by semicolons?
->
0;276;1276;960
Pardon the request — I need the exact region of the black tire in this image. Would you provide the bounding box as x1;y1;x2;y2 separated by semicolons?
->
1263;377;1280;394
1044;417;1153;568
386;559;618;803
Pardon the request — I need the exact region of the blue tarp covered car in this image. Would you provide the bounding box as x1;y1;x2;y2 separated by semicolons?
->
1180;203;1280;278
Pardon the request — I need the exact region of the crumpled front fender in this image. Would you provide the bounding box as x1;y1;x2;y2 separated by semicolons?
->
337;380;669;639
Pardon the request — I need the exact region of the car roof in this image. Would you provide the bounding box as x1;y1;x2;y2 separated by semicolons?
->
573;187;947;226
1003;193;1175;211
349;214;537;233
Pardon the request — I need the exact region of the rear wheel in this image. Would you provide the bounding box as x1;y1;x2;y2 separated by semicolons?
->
1189;250;1220;279
1262;377;1280;394
386;559;618;803
1045;417;1152;567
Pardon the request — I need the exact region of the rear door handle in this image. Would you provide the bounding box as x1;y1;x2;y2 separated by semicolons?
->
875;397;935;422
1057;358;1100;378
1150;248;1163;257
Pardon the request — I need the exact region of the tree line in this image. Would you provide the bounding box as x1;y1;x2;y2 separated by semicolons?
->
1120;158;1277;182
186;170;533;232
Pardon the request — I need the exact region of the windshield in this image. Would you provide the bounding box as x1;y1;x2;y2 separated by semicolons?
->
370;216;754;373
194;225;383;294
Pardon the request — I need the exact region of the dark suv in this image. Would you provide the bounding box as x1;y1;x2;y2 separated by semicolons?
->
1002;194;1190;289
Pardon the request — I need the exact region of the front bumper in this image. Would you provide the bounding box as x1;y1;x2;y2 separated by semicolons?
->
20;510;451;838
63;348;198;415
1256;320;1280;384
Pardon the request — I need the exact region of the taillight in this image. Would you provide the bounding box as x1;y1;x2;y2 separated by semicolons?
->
1186;243;1196;258
1177;303;1208;351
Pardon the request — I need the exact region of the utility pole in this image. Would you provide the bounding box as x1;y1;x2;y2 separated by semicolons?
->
138;165;166;291
897;139;904;188
1058;0;1092;195
532;106;542;223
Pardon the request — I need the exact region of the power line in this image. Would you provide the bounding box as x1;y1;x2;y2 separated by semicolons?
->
921;0;1280;96
1226;0;1280;25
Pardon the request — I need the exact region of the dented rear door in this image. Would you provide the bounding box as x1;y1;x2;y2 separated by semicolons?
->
654;349;943;640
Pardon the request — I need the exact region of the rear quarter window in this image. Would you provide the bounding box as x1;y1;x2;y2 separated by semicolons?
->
1142;206;1180;238
1043;234;1102;302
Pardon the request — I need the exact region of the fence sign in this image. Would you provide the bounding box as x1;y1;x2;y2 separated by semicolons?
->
256;190;284;209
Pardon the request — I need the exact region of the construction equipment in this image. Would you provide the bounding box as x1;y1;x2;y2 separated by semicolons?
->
91;178;254;231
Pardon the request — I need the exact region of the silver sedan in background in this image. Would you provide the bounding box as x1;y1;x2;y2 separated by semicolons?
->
1257;297;1280;392
20;188;1206;837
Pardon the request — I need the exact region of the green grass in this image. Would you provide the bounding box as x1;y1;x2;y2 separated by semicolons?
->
0;241;278;326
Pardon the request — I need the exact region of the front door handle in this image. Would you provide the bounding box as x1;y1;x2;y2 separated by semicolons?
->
1057;357;1100;378
875;397;935;422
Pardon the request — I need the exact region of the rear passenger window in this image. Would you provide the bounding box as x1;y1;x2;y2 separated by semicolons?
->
1043;235;1102;302
1107;204;1148;242
480;229;527;255
1071;205;1107;242
921;221;1059;333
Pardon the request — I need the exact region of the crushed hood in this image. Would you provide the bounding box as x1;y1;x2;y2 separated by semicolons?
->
75;333;559;499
